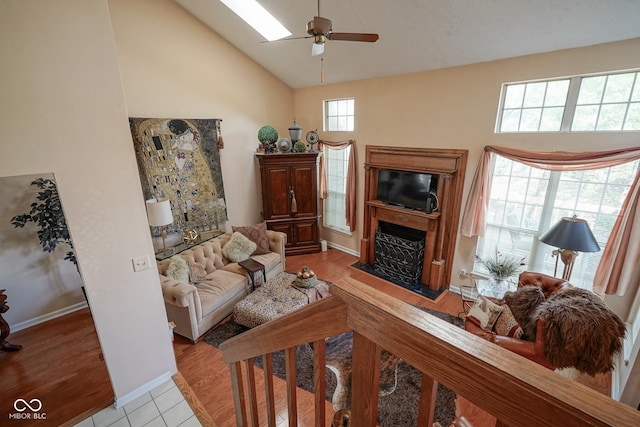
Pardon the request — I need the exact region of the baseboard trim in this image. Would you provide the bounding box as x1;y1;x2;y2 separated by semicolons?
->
326;241;360;257
114;371;174;408
12;301;89;332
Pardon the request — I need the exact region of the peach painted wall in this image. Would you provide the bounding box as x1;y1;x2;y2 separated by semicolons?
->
294;38;640;291
108;0;294;229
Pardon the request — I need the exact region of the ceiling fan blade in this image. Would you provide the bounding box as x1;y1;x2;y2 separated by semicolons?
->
327;32;379;42
311;42;324;56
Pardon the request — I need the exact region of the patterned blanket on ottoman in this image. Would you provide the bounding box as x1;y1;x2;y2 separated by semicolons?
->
233;272;330;328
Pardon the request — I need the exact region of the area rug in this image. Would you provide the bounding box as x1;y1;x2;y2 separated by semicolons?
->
204;306;462;426
350;261;446;301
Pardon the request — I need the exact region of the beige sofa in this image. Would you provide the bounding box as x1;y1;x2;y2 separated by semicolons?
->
157;230;286;342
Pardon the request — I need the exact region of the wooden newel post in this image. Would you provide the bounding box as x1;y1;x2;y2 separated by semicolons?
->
1;289;22;352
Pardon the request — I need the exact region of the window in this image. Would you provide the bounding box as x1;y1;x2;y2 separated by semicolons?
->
323;145;351;233
497;70;640;133
476;156;639;289
325;98;354;131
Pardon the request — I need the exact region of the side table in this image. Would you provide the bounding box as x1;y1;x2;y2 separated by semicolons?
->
238;258;266;289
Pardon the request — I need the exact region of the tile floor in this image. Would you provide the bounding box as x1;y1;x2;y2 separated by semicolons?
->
73;379;202;427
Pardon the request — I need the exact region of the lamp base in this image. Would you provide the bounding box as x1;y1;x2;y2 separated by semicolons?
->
552;248;578;281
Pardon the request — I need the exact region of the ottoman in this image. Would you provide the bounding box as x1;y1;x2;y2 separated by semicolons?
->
233;272;329;328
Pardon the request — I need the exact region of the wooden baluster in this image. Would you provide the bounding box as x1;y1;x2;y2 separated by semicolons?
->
417;375;438;426
244;358;259;426
350;332;380;427
313;339;326;427
262;354;276;427
285;347;298;427
230;361;248;427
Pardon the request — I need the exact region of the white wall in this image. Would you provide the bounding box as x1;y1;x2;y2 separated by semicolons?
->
1;0;176;400
0;173;85;328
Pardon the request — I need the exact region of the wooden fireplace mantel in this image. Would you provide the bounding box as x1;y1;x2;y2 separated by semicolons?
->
361;146;468;291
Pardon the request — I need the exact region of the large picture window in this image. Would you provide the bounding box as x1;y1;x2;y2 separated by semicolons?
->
476;156;639;289
497;70;640;133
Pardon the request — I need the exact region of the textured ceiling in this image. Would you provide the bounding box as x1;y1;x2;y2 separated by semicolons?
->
176;0;640;88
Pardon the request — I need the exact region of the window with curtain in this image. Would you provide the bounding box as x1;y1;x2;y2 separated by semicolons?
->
323;145;351;233
476;156;639;289
496;70;640;133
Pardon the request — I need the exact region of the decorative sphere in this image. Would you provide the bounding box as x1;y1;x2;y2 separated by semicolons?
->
293;141;307;152
257;125;278;144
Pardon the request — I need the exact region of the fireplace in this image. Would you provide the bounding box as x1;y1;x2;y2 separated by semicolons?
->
360;146;468;291
374;222;426;291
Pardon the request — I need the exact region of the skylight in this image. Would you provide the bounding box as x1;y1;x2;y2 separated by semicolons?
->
220;0;291;41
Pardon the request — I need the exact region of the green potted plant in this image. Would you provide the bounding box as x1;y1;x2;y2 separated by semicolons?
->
11;177;77;269
475;250;525;294
257;125;278;153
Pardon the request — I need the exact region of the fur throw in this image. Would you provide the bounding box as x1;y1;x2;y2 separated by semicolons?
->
503;286;546;341
535;288;626;375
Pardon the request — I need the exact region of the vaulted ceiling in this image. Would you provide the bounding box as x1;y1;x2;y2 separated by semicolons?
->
176;0;640;89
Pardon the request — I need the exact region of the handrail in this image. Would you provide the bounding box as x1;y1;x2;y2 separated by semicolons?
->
219;277;640;427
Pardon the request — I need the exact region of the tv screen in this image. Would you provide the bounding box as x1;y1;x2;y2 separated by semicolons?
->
376;169;434;211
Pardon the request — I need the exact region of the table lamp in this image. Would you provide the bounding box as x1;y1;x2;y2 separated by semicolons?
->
539;215;600;281
146;198;173;255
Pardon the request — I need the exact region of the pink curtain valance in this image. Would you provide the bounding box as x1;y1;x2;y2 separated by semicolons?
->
318;139;357;232
460;145;640;296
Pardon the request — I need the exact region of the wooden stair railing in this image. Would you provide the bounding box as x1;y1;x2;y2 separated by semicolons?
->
219;277;640;427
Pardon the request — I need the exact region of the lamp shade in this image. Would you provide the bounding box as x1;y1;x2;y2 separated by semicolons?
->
146;198;173;227
539;216;600;253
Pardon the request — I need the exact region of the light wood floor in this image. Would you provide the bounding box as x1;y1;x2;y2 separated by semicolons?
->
1;248;611;427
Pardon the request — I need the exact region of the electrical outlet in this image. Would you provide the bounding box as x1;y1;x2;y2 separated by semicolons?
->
459;268;467;276
132;255;151;272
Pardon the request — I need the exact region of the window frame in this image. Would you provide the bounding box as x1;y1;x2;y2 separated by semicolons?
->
496;69;640;133
324;97;355;132
475;156;639;289
322;144;352;235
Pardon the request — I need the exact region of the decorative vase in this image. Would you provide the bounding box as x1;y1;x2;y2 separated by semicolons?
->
288;118;302;143
488;276;509;298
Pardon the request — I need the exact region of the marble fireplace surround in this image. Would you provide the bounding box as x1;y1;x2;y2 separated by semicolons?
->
360;146;468;291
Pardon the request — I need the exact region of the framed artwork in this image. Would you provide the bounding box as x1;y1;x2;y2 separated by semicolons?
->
129;117;227;236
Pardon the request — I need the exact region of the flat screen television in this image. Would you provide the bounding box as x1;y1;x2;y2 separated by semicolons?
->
376;169;436;212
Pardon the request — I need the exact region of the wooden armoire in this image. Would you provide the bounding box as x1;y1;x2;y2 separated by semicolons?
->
256;152;321;255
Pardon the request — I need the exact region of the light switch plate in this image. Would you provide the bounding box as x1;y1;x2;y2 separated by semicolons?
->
132;255;151;272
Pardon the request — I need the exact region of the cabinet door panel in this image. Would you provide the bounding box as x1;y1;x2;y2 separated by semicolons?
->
291;164;317;216
293;220;318;246
265;166;290;219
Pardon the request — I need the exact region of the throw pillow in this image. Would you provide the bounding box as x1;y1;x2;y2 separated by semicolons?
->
232;222;270;255
503;285;546;341
222;231;257;263
467;294;504;331
165;255;190;284
493;303;524;339
188;261;207;284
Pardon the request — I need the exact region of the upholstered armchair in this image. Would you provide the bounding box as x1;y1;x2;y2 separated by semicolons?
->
517;271;571;298
465;271;626;375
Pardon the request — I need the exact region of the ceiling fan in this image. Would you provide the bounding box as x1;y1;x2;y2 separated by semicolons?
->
276;0;379;56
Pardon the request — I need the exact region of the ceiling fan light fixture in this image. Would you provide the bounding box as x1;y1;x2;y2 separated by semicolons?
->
220;0;291;41
311;41;325;56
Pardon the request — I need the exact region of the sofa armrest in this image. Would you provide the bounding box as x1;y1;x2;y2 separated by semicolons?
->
159;275;198;308
266;229;287;268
